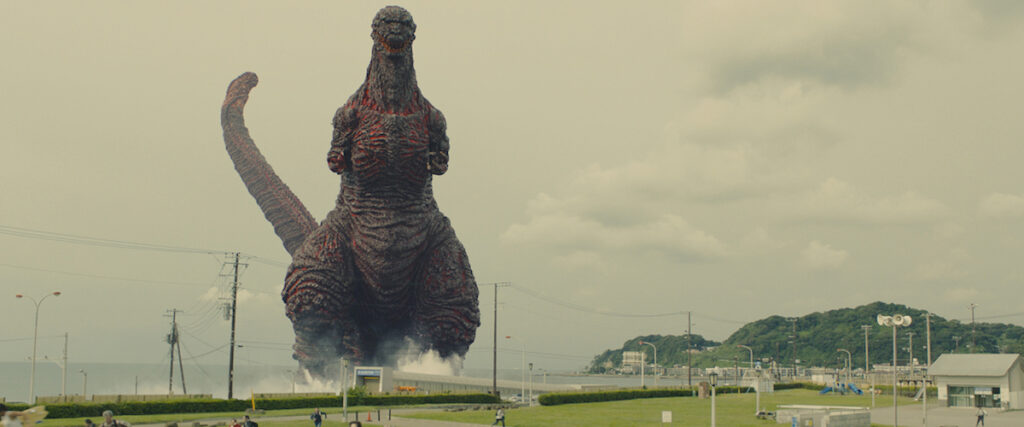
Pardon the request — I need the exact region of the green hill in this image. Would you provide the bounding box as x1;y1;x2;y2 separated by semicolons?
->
587;302;1024;372
587;334;720;374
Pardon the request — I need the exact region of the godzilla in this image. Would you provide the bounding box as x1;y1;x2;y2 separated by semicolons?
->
219;6;480;379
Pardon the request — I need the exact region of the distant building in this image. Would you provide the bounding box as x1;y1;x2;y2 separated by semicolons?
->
621;351;643;374
928;353;1024;409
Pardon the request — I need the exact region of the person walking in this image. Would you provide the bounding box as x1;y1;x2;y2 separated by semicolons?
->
242;415;257;427
976;406;987;426
310;408;326;427
99;410;129;427
491;407;505;426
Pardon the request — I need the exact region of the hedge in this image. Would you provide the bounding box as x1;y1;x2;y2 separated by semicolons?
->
4;394;499;419
536;381;938;406
538;386;759;406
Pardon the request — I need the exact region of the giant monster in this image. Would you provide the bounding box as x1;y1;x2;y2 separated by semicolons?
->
220;6;480;379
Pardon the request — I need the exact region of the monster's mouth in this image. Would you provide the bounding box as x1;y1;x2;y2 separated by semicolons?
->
382;37;410;53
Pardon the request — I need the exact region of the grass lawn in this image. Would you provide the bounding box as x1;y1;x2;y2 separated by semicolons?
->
402;389;915;426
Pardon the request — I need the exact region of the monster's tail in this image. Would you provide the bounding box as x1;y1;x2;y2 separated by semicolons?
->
221;72;318;255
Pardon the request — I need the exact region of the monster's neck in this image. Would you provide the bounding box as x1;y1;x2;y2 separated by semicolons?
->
366;51;417;111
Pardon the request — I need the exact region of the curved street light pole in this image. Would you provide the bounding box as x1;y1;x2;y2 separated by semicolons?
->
837;348;852;388
639;341;658;388
505;336;525;403
16;291;62;403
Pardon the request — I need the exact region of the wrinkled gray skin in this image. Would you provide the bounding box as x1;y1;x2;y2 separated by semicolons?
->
221;6;479;380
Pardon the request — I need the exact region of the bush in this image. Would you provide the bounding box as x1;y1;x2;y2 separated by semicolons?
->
539;388;696;406
25;393;500;419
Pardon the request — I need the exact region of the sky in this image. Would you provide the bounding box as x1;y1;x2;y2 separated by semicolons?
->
3;0;1024;381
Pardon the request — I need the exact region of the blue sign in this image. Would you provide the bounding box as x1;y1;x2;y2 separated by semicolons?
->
356;368;382;376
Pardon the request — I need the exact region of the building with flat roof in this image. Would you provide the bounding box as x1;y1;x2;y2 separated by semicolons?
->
928;353;1024;409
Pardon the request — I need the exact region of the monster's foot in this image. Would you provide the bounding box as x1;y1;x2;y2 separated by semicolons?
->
412;236;481;359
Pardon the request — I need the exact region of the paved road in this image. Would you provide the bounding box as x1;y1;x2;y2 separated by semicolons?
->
870;404;1021;426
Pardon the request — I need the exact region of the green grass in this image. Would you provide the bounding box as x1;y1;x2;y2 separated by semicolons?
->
402;389;915;426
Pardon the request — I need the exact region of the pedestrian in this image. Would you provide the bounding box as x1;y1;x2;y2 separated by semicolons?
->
976;406;987;426
491;407;505;426
1;404;25;427
243;415;258;427
310;407;326;427
85;419;97;427
99;410;129;427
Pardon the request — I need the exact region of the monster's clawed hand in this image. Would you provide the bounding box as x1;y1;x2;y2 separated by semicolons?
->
328;147;347;174
427;151;448;175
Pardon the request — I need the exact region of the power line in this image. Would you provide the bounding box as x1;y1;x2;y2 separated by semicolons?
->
0;225;224;254
0;224;290;266
0;262;217;288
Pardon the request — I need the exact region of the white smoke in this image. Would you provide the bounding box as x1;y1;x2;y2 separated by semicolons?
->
396;339;464;376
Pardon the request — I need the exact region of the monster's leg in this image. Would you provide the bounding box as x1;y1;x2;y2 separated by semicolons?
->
282;219;362;379
411;227;481;359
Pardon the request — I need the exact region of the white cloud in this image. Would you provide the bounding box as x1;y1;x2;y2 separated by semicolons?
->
979;193;1024;218
782;178;947;224
502;211;726;262
800;241;848;270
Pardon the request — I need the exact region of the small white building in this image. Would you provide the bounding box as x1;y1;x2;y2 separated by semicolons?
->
928;353;1024;409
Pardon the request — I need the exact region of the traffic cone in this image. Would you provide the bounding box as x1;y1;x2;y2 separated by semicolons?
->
367;411;372;422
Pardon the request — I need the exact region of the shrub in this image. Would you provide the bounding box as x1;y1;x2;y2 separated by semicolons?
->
25;393;499;419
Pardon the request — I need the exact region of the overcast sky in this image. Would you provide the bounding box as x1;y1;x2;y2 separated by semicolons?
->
3;0;1024;378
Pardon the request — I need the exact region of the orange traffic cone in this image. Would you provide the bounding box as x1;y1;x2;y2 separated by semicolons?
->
367;411;372;422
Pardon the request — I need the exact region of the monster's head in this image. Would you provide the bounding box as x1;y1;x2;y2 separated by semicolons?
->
372;6;416;57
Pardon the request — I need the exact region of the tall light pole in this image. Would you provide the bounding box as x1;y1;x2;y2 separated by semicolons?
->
878;314;912;427
969;303;977;352
505;336;525;403
861;325;871;374
639;340;658;388
709;371;718;427
528;362;534;406
16;291;62;403
737;345;754;371
837;349;852;388
79;369;87;397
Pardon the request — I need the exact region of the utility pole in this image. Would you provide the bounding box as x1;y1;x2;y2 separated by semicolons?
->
907;332;914;369
483;282;509;396
969;303;977;352
227;252;246;399
924;312;931;427
165;309;185;394
687;311;692;387
788;317;798;378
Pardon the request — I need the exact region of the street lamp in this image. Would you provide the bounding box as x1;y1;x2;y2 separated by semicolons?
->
505;336;525;403
528;362;534;407
837;349;852;388
79;369;87;397
878;313;912;427
709;371;718;427
639;340;658;388
16;291;61;403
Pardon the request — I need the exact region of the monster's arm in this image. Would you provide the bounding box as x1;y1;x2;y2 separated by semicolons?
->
328;105;359;174
427;107;449;175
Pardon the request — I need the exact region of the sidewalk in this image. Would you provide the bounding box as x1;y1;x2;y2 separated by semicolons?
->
870;404;1021;426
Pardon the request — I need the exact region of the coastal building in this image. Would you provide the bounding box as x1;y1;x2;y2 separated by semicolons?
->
928;353;1024;409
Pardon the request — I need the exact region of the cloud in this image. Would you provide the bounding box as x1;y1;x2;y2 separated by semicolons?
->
502;210;726;262
979;193;1024;218
679;3;921;93
781;178;947;224
800;240;848;270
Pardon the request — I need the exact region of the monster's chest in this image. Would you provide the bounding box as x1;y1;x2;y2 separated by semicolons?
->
348;110;430;188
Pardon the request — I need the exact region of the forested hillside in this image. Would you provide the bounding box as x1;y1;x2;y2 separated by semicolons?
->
587;302;1024;372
